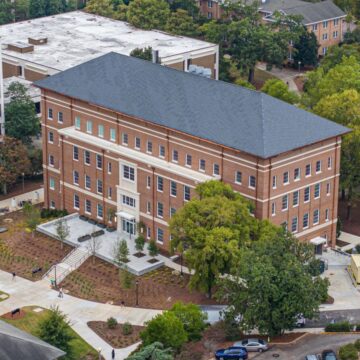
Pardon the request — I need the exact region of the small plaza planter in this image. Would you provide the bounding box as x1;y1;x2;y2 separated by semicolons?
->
133;252;146;258
78;234;91;242
97;223;106;229
91;230;105;238
147;258;159;264
79;215;88;221
88;219;97;225
106;227;116;232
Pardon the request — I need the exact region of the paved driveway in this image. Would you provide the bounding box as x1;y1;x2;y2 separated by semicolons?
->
255;334;360;359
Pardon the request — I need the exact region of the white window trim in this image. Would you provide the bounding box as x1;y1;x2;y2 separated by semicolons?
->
305;165;311;178
98;125;104;138
294;168;301;182
170;181;177;198
293;191;299;208
97;205;103;220
58;112;63;124
146;176;151;189
213;164;220;176
325;209;330;222
73;195;80;210
271;202;276;217
122;164;135;183
48;108;53;120
122;133;128;146
86;120;92;134
272;176;276;189
85;200;91;215
48;132;54;144
235;172;242;185
97;180;103;195
304;187;311;203
291;217;298;234
49;178;55;190
157;177;163;192
316;161;322;174
303;214;309;230
314;184;321;199
199;159;206;172
313;210;320;225
110;128;116;142
159;145;165;159
96;154;103;170
283;172;290;185
135;137;141;150
185;154;192;168
146;141;153;154
248;176;256;189
49;155;54;168
73;171;79;186
157;202;164;219
85;175;91;190
281;195;288;212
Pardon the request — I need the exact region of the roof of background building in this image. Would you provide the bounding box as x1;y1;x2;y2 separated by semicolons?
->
259;0;346;24
0;11;216;72
4;77;41;104
0;320;65;360
35;52;349;159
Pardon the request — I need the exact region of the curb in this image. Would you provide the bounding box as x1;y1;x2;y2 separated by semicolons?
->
321;331;360;335
270;332;309;345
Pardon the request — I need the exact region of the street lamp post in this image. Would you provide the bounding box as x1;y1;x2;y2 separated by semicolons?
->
298;61;301;73
54;264;57;289
180;253;183;276
22;173;25;193
135;279;139;306
97;347;102;360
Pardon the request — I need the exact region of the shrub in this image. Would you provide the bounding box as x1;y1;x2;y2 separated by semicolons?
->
107;317;118;329
325;321;351;332
354;339;360;350
148;240;159;257
135;235;145;253
339;343;358;360
122;322;133;335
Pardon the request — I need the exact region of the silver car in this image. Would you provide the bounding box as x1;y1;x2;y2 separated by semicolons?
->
233;338;269;352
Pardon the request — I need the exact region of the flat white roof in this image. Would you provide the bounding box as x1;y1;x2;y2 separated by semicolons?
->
0;11;216;72
3;77;41;103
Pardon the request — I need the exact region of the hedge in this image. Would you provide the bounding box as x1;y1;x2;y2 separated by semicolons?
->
325;321;351;332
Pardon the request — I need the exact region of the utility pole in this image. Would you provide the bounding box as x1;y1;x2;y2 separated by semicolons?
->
0;41;5;139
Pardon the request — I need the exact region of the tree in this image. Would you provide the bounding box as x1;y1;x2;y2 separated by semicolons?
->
166;0;199;18
165;9;198;37
29;0;45;18
127;342;174;360
126;0;170;30
261;79;299;104
234;78;256;90
24;203;41;238
87;228;102;264
344;27;360;44
44;0;61;15
148;239;159;258
5;82;40;144
0;0;15;24
217;230;329;337
170;302;207;341
293;30;318;67
170;180;256;298
135;235;145;253
28;147;43;175
0;137;31;194
85;0;114;17
140;312;188;350
119;239;130;263
14;0;30;21
37;306;74;358
55;218;70;250
130;46;153;61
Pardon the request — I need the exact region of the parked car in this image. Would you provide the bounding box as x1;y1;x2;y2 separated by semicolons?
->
305;355;320;360
322;350;337;360
296;314;306;327
215;346;248;360
233;338;269;352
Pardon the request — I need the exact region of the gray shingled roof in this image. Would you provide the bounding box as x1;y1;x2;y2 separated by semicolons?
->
0;320;66;360
35;52;349;158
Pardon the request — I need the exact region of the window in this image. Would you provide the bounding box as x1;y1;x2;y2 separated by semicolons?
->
326;182;331;195
147;226;151;239
122;133;128;145
314;183;321;199
170;207;176;217
157;228;164;243
305;164;311;177
249;175;256;189
208;0;212;7
110;128;116;142
283;171;289;184
49;177;55;190
313;209;319;225
147;141;153;153
322;47;328;55
85;175;91;190
282;195;288;211
73;170;79;185
123;165;135;181
48;108;53;120
147;202;151;214
122;195;136;208
97;204;103;219
50;200;55;209
303;213;309;229
73;146;79;160
159;145;165;158
49;155;54;166
75;116;81;129
186;154;192;167
108;162;112;174
322;33;328;40
96;154;102;169
325;208;329;221
172;150;178;162
199;159;206;171
235;171;242;184
86;120;93;134
333;31;338;39
157;176;163;192
304;186;310;202
108;186;112;199
74;194;80;209
294;168;300;181
323;20;328;28
291;217;298;233
207;12;212;19
281;221;288;231
272;175;276;189
184;185;191;201
293;190;299;207
316;160;321;173
84;150;91;165
98;124;104;138
328;157;332;169
271;202;276;216
170;181;177;197
334;18;339;26
85;199;91;214
97;179;103;194
213;163;220;176
48;131;54;143
157;202;164;218
58;112;63;123
312;24;318;31
146;176;151;189
135;137;141;149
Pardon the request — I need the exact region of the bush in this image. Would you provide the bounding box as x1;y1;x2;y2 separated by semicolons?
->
41;208;68;219
122;322;133;335
354;339;360;350
107;317;118;329
339;343;358;360
148;240;159;257
325;321;351;332
135;235;145;252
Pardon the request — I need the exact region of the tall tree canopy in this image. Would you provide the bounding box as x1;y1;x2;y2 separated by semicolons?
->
293;30;319;67
261;79;299;104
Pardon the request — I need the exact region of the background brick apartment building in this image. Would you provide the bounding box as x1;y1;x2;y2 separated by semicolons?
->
35;53;348;253
198;0;346;56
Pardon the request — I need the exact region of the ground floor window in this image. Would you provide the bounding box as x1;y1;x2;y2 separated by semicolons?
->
157;228;164;244
122;218;136;235
97;204;103;219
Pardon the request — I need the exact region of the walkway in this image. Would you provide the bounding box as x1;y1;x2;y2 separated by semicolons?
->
0;270;161;360
338;232;360;252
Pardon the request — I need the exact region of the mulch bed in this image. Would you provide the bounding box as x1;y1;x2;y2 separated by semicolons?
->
60;257;218;309
133;252;145;258
87;321;143;348
1;310;25;320
0;209;73;281
336;239;350;248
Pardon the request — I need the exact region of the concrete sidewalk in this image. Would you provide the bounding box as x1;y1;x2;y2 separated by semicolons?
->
0;270;161;360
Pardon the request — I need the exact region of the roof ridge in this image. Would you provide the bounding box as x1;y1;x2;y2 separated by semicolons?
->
259;93;267;157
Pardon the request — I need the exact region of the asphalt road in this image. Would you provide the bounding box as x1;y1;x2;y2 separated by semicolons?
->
255;334;360;359
306;309;360;328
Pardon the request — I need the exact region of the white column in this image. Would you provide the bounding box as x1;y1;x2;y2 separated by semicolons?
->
0;42;5;137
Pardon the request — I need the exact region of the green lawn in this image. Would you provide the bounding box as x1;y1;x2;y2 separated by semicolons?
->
0;290;9;302
2;306;99;360
254;67;277;84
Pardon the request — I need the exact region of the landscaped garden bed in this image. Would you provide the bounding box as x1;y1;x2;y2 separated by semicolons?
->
60;257;218;309
133;252;146;258
88;321;143;348
78;234;91;243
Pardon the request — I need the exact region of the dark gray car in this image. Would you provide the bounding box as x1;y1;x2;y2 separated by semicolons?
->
233;339;269;352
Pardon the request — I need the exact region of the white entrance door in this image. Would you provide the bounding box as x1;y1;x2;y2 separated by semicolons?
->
122;218;136;236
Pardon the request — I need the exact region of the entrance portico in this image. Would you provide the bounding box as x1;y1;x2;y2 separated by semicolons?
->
117;211;136;238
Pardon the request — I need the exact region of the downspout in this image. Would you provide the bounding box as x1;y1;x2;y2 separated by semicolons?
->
102;149;106;225
330;137;339;246
152;166;156;240
267;158;272;218
60;134;65;210
255;159;259;216
44;93;49;208
220;147;224;181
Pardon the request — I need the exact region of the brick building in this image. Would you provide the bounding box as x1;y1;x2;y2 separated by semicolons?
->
198;0;346;56
35;53;348;252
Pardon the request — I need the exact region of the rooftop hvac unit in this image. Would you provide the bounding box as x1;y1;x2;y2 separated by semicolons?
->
203;68;212;78
195;66;204;75
188;64;197;73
